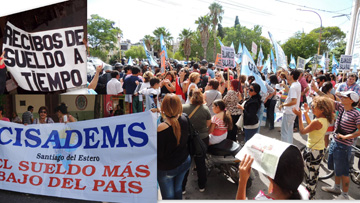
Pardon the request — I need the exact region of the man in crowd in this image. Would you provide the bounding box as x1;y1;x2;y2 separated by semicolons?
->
294;69;309;132
22;105;34;125
107;70;123;95
336;72;360;95
278;69;301;144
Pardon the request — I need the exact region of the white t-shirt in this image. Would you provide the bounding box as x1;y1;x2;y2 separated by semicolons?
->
284;81;301;115
106;78;123;95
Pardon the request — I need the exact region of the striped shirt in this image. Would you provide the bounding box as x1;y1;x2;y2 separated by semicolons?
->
211;116;227;136
334;101;360;146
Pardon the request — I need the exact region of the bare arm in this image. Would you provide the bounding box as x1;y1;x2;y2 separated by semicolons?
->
88;65;103;90
337;125;360;140
208;123;215;134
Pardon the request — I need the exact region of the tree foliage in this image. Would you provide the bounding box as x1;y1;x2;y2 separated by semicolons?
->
124;46;146;60
217;23;225;40
152;27;173;57
209;2;224;62
196;15;211;60
234;16;240;28
87;14;121;50
178;29;194;61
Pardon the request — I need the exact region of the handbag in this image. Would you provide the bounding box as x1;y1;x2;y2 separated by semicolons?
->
185;107;208;157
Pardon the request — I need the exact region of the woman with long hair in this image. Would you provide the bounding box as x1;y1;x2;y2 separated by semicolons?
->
33;106;54;124
237;83;262;142
55;103;76;123
157;94;191;199
208;99;233;145
293;96;335;199
223;79;243;141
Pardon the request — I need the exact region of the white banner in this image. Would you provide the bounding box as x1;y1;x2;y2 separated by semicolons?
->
297;56;306;69
221;46;235;69
251;41;257;54
3;22;87;92
0;111;157;203
339;55;352;70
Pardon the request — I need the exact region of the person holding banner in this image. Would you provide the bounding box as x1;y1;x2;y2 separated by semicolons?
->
292;96;334;200
236;146;305;200
55;103;76;123
0;106;10;122
157;94;191;199
33;106;54;124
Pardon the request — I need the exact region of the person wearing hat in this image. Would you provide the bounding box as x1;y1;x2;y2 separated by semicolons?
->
313;88;360;199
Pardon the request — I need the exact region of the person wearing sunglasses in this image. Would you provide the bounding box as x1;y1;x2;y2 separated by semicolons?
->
33;106;54;124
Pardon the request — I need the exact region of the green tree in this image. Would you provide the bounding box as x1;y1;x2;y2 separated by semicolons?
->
310;26;346;53
282;31;318;60
89;49;108;62
234;16;240;28
124;46;146;59
152;27;173;57
87;14;121;50
209;2;224;61
195;15;211;60
179;29;194;61
143;34;154;51
217;23;225;40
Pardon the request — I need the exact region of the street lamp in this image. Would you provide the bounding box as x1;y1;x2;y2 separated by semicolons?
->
298;9;322;55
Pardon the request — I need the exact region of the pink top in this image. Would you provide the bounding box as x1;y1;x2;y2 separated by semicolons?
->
1;117;10;122
254;190;275;200
211;116;227;136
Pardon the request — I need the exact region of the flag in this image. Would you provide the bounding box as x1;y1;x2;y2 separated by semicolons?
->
127;56;133;65
143;41;158;67
230;42;234;49
218;38;224;47
263;58;271;75
305;56;313;65
332;55;338;75
268;32;287;70
160;34;168;59
257;46;264;66
236;41;243;64
271;49;277;73
241;44;267;93
290;54;296;69
319;53;326;72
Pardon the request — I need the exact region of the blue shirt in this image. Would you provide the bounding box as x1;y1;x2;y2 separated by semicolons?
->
336;82;360;95
207;68;215;79
123;75;143;94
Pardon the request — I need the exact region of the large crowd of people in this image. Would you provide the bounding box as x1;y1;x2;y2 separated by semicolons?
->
2;58;360;200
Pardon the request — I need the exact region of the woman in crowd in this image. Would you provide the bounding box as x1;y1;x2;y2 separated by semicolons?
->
11;112;22;124
182;89;211;193
185;72;200;104
237;83;261;142
293;96;334;199
267;75;280;130
176;68;189;103
215;72;226;95
157;94;191;199
223;79;242;141
160;71;176;95
321;81;339;147
204;79;222;116
208;99;232;145
236;146;305;200
33;106;54;124
0;106;10;121
55;103;76;123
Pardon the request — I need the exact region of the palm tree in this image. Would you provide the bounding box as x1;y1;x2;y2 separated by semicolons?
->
143;35;154;51
153;27;173;57
179;29;193;61
195;15;211;60
209;2;224;61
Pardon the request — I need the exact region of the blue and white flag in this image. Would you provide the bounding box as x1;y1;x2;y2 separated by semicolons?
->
263;57;271;75
241;44;267;93
127;56;133;65
218;38;224;47
268;32;287;70
290;54;296;69
271;49;277;73
305;56;313;65
332;55;339;75
160;34;168;59
257;46;264;66
236;42;243;64
230;42;234;49
319;53;326;72
143;41;158;67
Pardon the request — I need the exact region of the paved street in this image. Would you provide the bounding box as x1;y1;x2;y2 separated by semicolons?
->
182;126;360;200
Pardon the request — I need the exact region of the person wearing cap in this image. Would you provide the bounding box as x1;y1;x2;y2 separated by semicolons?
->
335;72;360;95
313;87;360;199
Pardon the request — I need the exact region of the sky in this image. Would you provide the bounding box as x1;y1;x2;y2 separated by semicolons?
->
88;0;354;45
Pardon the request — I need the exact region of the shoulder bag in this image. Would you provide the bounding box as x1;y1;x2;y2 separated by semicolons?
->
185;106;208;157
